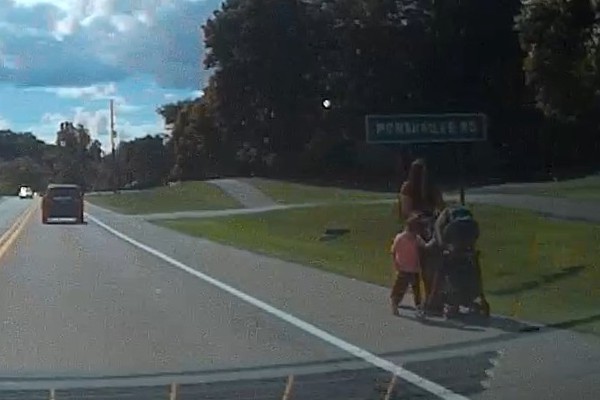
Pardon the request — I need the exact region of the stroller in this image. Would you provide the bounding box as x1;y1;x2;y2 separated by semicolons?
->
421;207;490;319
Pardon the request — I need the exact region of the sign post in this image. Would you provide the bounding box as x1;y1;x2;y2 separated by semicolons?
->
365;113;488;205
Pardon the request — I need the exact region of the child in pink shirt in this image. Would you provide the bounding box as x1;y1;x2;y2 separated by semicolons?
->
390;213;428;316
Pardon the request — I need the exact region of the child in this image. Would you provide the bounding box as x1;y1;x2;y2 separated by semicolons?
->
389;213;427;316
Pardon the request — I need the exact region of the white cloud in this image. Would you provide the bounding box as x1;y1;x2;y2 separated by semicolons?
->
117;119;163;140
53;13;79;39
113;98;142;114
0;115;10;129
1;0;219;88
72;107;110;137
41;112;66;125
164;89;202;101
32;106;163;151
36;108;109;139
26;82;141;114
109;14;138;32
32;82;117;99
2;0;211;146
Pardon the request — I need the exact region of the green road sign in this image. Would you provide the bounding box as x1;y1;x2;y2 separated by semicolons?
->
365;113;487;144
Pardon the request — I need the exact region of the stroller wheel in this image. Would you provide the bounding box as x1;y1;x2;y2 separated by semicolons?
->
471;298;491;317
443;304;458;319
470;296;490;317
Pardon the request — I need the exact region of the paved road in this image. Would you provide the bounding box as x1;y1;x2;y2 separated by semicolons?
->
458;192;600;224
0;197;31;234
207;179;277;208
0;200;347;378
136;199;394;221
0;198;597;399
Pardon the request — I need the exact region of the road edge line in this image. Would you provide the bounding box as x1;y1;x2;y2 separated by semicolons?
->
0;202;37;259
85;213;468;400
0;202;36;246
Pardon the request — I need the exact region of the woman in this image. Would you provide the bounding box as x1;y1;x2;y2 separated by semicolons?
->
398;158;445;312
399;158;445;221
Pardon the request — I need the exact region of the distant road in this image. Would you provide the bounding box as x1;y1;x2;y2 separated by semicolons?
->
453;192;600;224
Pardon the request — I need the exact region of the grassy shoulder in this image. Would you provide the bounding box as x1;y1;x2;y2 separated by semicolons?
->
86;181;241;214
244;177;396;204
156;203;600;334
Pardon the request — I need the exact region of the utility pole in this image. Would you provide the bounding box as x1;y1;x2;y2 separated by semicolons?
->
110;99;118;193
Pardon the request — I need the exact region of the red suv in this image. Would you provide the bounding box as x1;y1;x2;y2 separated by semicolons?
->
42;184;84;224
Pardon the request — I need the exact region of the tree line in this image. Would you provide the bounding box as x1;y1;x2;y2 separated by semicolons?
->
160;0;600;185
0;124;169;194
3;0;599;194
0;123;105;194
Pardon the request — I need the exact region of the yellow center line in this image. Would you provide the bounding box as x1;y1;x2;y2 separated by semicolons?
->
0;201;38;261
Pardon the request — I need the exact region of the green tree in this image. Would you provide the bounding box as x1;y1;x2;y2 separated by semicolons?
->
0;130;47;161
157;101;194;126
0;129;53;192
118;135;170;187
0;156;46;194
51;122;97;189
516;0;598;118
200;0;532;178
163;98;225;180
203;0;323;164
516;0;600;169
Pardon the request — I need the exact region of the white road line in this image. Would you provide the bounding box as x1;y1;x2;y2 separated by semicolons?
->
481;350;504;390
86;213;469;400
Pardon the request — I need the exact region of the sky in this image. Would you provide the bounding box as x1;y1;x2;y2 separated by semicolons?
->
0;0;221;151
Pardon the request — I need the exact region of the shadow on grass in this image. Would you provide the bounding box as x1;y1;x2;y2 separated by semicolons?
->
487;265;586;296
549;312;600;330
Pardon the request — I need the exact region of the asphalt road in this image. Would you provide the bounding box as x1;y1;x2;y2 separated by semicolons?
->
0;197;598;399
0;196;31;234
0;199;347;377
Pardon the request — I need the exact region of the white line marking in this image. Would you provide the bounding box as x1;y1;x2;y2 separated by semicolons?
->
480;350;504;390
86;213;469;400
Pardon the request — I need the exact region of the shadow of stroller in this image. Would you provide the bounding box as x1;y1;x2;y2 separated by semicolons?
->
398;304;541;333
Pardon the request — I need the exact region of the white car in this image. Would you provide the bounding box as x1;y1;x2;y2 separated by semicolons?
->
18;186;33;199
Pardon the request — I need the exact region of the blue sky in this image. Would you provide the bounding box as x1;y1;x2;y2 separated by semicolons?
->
0;0;221;151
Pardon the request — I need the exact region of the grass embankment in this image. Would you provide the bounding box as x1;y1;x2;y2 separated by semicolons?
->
86;181;241;214
158;202;600;334
244;177;396;204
